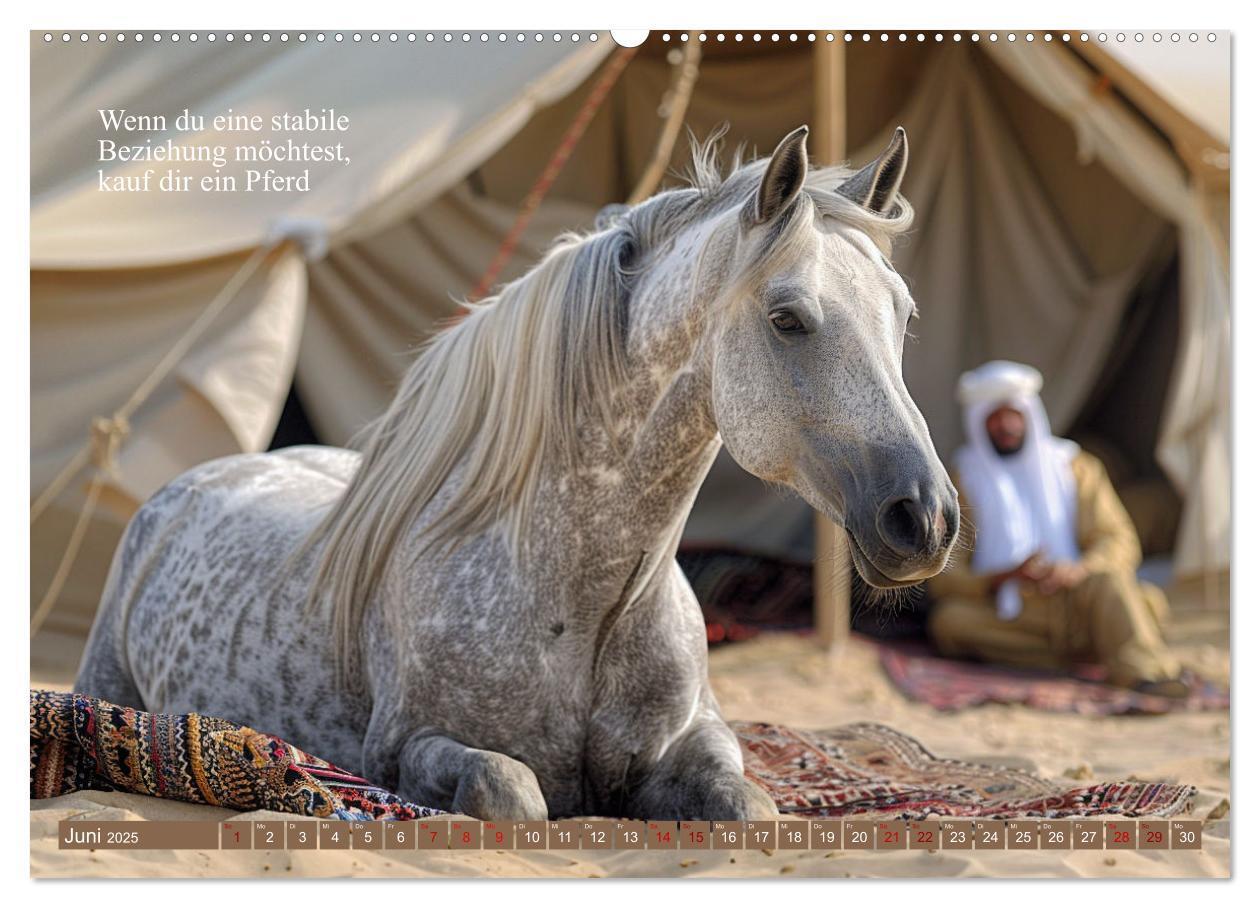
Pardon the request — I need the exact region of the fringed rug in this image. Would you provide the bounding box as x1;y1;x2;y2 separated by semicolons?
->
735;720;1197;820
878;640;1230;716
29;690;440;821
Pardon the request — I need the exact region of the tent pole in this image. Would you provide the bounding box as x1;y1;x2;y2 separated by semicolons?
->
811;37;851;654
627;32;702;205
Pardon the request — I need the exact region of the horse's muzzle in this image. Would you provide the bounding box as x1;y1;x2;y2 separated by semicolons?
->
849;485;959;588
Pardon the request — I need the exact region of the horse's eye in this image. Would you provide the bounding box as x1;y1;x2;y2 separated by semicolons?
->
770;310;806;334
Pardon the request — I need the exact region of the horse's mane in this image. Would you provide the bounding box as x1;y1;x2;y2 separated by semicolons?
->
306;133;914;688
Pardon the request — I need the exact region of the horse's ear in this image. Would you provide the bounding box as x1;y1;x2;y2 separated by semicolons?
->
744;125;809;227
836;126;908;216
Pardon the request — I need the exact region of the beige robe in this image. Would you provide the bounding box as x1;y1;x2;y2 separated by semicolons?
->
928;451;1180;686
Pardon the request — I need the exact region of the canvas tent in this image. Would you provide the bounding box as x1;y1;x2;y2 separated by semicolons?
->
31;32;1230;642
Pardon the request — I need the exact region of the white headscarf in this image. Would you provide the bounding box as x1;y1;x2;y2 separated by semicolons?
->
955;361;1080;620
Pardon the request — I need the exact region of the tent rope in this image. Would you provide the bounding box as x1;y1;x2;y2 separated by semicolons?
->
31;240;284;638
468;46;639;303
627;32;703;205
29;418;125;638
31;242;280;526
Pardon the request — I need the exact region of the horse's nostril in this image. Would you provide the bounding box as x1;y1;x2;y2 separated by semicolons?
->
878;497;926;554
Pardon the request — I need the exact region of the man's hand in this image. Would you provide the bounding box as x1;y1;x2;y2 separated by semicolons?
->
988;553;1049;591
1034;561;1087;596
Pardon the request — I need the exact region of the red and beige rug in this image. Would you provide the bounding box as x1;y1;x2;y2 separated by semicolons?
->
735;720;1196;819
878;640;1230;716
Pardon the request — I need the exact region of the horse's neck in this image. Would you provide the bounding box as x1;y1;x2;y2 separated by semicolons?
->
499;323;721;618
424;235;722;606
549;364;719;561
563;256;723;564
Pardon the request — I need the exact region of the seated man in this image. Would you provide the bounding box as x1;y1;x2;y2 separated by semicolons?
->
927;360;1188;697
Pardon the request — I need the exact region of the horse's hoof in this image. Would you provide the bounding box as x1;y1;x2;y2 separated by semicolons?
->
740;782;780;820
701;777;779;821
451;751;549;822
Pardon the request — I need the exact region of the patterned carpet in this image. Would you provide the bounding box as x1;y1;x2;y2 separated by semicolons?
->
31;690;1196;821
878;640;1230;715
29;690;440;820
736;720;1197;819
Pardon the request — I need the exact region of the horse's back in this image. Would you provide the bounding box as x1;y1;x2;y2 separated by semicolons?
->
76;445;369;765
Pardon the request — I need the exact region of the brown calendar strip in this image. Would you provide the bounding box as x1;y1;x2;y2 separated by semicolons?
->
55;818;1203;851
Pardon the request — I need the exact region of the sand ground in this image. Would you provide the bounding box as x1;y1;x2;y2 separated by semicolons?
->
29;592;1230;879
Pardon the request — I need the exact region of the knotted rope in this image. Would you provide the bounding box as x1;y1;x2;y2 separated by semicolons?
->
30;241;285;637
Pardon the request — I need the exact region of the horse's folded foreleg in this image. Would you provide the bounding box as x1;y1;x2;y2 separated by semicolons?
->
626;716;779;821
397;733;549;821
